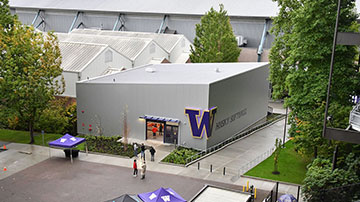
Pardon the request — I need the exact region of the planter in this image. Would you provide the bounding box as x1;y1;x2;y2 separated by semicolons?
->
64;149;79;158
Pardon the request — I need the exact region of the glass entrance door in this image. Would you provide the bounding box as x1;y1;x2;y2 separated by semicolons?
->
164;125;178;144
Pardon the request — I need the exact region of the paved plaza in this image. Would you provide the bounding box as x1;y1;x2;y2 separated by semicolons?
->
0;102;301;202
0;158;272;202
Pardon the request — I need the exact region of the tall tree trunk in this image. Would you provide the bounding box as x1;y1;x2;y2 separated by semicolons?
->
29;120;35;144
314;146;318;158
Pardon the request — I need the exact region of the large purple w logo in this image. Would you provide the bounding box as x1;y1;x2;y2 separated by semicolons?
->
184;107;217;139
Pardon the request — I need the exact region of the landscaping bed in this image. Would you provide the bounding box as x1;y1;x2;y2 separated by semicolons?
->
85;135;136;158
161;147;200;165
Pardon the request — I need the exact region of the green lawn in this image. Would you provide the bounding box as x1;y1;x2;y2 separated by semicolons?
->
0;129;85;150
244;140;311;184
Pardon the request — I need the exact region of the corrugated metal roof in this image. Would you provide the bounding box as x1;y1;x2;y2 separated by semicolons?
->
102;67;126;75
57;33;153;60
81;62;269;85
148;58;166;64
9;0;279;18
173;53;190;63
71;29;183;54
59;42;107;72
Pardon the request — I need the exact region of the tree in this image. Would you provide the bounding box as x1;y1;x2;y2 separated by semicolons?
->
302;155;359;201
0;0;15;29
273;138;282;174
269;0;360;157
0;4;64;143
93;114;104;136
122;105;130;151
189;4;241;63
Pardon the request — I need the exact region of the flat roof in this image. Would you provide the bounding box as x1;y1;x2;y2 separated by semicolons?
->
80;63;268;85
191;186;251;202
9;0;278;18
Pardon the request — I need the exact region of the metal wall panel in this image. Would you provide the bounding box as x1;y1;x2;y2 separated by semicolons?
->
80;12;118;30
167;15;200;42
16;10;36;26
207;64;269;148
231;20;265;48
61;71;78;97
77;82;209;150
122;14;164;33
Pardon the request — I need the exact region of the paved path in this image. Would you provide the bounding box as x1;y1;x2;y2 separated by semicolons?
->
186;119;289;177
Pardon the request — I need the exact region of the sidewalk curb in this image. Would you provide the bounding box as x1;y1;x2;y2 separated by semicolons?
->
241;175;302;187
159;161;186;167
79;150;132;159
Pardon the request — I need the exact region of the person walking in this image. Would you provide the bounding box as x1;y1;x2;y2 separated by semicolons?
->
133;143;138;158
133;159;138;177
150;147;156;162
140;143;146;160
140;160;146;180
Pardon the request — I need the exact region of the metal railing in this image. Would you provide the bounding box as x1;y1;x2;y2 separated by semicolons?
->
349;103;360;131
230;147;275;182
185;114;284;166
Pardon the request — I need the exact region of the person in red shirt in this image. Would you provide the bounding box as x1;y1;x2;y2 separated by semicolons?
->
152;126;158;139
133;159;138;177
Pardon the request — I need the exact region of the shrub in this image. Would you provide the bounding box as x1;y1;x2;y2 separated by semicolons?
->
0;106;27;130
85;135;135;157
35;98;77;135
162;147;199;165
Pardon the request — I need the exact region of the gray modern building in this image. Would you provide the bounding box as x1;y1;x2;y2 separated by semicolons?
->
77;63;269;150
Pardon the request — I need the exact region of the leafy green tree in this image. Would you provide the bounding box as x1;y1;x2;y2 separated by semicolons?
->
190;4;241;63
0;0;15;28
270;0;360;157
0;11;64;143
302;155;359;202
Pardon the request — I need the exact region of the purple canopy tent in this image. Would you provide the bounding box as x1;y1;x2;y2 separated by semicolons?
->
48;134;87;163
138;187;186;202
277;194;297;202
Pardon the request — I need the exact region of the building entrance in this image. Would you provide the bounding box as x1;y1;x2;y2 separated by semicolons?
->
146;121;164;141
164;124;178;144
145;120;178;144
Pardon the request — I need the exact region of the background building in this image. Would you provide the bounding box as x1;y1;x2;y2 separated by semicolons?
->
58;41;129;97
56;31;190;97
9;0;279;62
57;33;168;68
71;29;192;63
76;63;269;150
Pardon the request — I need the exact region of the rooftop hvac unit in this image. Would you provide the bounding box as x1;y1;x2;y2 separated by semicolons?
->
235;35;248;47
